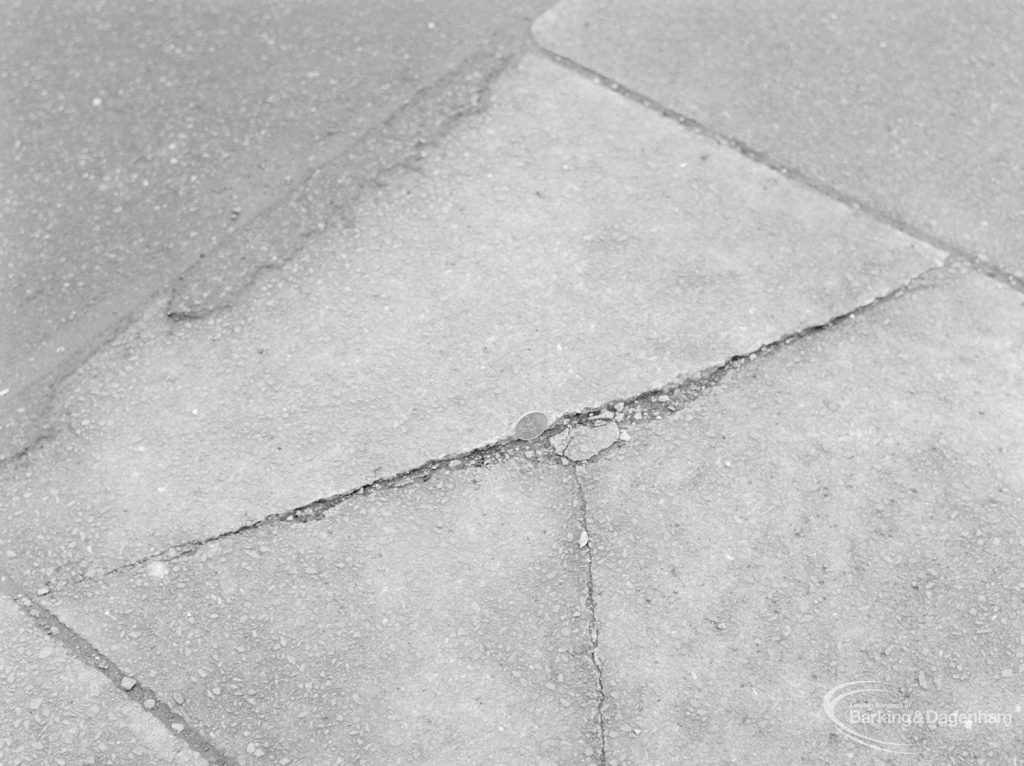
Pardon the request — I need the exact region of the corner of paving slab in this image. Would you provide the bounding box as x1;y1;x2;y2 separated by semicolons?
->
42;453;606;765
556;268;1024;764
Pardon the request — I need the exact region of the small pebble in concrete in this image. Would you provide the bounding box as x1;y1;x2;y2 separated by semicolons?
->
120;676;137;691
514;411;549;441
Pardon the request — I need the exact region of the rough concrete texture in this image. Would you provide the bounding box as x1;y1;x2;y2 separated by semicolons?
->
45;458;600;766
164;50;511;322
0;54;943;590
0;0;551;454
533;0;1024;277
0;598;205;766
576;270;1024;764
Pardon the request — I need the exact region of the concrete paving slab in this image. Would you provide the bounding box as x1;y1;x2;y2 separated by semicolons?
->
0;0;551;452
44;457;600;766
576;270;1024;764
0;53;941;588
534;0;1024;276
0;597;205;766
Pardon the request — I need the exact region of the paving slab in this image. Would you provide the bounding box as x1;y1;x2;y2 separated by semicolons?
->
0;596;205;766
0;54;942;588
0;0;551;452
534;0;1024;276
44;456;599;766
575;270;1024;764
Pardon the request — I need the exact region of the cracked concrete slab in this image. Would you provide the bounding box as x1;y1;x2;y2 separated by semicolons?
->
551;422;620;462
0;597;205;766
0;53;942;588
575;270;1024;764
44;457;600;766
534;0;1024;276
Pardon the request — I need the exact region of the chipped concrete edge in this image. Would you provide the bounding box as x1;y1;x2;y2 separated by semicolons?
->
0;47;522;467
165;49;515;321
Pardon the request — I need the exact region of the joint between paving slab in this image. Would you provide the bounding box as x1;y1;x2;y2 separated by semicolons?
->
0;582;241;766
570;465;608;765
532;43;1024;297
72;261;947;593
3;266;951;763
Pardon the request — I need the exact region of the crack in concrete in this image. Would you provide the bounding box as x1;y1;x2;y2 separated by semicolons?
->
1;427;56;466
95;436;531;583
570;465;608;765
7;265;949;766
0;580;240;766
68;261;947;591
20;252;939;587
533;44;1024;298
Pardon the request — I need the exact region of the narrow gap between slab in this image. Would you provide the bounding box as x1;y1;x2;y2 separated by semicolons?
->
531;41;1024;297
73;261;947;591
0;581;240;766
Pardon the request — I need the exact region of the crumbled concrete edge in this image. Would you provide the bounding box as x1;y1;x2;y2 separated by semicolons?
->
166;50;514;320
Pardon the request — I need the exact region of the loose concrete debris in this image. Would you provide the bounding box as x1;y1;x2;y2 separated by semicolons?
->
514;411;550;441
548;429;572;455
550;421;620;461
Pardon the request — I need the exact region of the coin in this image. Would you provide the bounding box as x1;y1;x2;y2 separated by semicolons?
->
514;411;549;441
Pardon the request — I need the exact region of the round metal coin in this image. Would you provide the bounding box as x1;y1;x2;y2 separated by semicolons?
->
514;411;549;441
